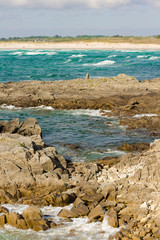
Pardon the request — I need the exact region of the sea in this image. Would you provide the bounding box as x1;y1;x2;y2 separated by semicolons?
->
0;49;160;239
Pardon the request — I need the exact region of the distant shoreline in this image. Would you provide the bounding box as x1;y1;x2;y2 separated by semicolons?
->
0;41;160;50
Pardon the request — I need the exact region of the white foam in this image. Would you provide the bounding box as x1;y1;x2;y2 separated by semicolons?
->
10;51;23;56
0;104;54;111
65;59;71;63
148;56;160;60
25;51;57;56
133;114;158;118
137;55;150;58
68;109;111;117
1;204;119;240
28;105;54;110
84;60;115;66
70;54;86;58
46;52;57;55
105;149;125;156
108;55;117;58
0;104;21;110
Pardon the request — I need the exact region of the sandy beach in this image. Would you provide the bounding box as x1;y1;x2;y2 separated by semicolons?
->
0;41;160;50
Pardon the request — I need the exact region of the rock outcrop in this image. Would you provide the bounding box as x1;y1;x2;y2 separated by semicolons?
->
1;118;160;238
0;118;69;189
0;75;160;119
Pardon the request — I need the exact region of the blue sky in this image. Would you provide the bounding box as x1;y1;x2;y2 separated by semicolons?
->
0;0;160;37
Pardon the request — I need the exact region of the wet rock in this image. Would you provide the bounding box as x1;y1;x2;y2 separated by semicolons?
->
6;212;28;229
0;206;9;213
0;215;6;227
22;206;50;231
120;116;160;130
63;143;81;150
88;204;105;222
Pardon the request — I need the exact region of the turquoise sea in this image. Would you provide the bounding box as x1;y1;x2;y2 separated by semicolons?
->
0;49;160;239
0;49;160;162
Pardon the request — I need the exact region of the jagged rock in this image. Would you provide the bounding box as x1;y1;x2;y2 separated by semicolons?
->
0;215;6;227
17;118;42;136
100;201;116;210
0;190;17;204
88;205;105;222
106;208;118;228
81;194;103;203
0;206;9;213
0;132;69;188
101;184;116;199
0;118;21;134
73;197;84;207
58;209;78;218
22;206;50;231
0;118;42;136
17;196;48;207
71;203;89;216
51;192;76;207
6;212;28;229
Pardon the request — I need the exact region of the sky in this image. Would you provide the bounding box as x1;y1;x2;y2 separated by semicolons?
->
0;0;160;37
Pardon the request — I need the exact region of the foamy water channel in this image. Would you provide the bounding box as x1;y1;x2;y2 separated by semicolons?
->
0;204;119;240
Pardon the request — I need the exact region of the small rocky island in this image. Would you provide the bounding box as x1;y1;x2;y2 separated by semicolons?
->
0;118;160;239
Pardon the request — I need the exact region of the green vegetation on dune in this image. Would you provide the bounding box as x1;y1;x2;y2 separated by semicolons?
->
0;35;160;44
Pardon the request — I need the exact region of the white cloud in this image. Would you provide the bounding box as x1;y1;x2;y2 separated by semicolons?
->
0;0;159;9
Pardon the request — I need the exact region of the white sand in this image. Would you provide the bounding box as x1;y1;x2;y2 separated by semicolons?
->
0;41;160;50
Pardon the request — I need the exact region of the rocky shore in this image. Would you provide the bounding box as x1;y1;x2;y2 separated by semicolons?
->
1;74;160;134
0;118;160;239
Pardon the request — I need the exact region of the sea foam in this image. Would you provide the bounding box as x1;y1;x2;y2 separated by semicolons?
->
133;114;158;118
0;104;21;110
84;60;115;66
148;56;160;60
70;54;86;58
1;204;119;240
68;109;111;117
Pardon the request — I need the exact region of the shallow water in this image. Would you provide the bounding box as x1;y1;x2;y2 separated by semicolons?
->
0;106;155;162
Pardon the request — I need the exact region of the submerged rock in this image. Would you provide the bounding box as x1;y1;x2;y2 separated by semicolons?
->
118;142;150;152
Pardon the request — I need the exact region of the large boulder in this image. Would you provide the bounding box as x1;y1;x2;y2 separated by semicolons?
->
22;206;50;231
